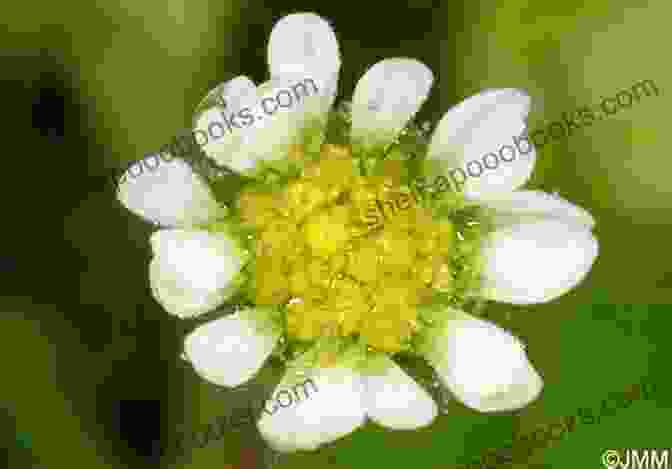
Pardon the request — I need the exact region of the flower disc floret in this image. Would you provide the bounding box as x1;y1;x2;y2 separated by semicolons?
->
233;112;484;354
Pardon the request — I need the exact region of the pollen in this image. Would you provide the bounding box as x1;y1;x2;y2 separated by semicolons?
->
238;143;463;353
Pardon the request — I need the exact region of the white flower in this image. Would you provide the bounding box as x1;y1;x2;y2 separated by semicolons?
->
184;309;281;385
193;13;340;173
427;88;535;198
422;308;543;413
117;11;600;454
350;58;433;149
149;229;247;318
117;155;229;227
479;217;598;304
426;89;599;304
117;155;247;318
257;354;437;452
258;365;368;452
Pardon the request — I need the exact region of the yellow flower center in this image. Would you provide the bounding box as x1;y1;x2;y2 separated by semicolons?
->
237;144;456;352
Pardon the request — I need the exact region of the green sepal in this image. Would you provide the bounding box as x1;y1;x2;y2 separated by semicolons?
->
368;146;414;184
413;304;465;361
206;218;254;262
240;116;328;182
301;116;328;160
324;102;352;145
359;350;394;376
244;158;303;184
338;342;368;371
281;335;366;374
238;305;284;338
389;121;431;184
352;142;386;176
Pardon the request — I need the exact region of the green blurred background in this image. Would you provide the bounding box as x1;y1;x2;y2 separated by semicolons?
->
2;0;670;468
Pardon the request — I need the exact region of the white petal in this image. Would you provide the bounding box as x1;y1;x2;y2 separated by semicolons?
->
117;155;226;227
197;75;333;173
193;76;259;171
363;356;437;430
475;190;596;230
459;136;536;198
427;89;534;197
426;311;543;412
258;366;366;452
197;75;258;111
266;12;340;122
351;58;433;147
243;78;323;164
429;89;530;146
149;229;247;318
481;219;599;304
268;13;340;84
184;310;280;387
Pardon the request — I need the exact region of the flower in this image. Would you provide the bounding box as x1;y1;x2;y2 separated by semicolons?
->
117;12;599;453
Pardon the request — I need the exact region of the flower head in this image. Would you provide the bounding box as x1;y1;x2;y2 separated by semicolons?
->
117;12;598;452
